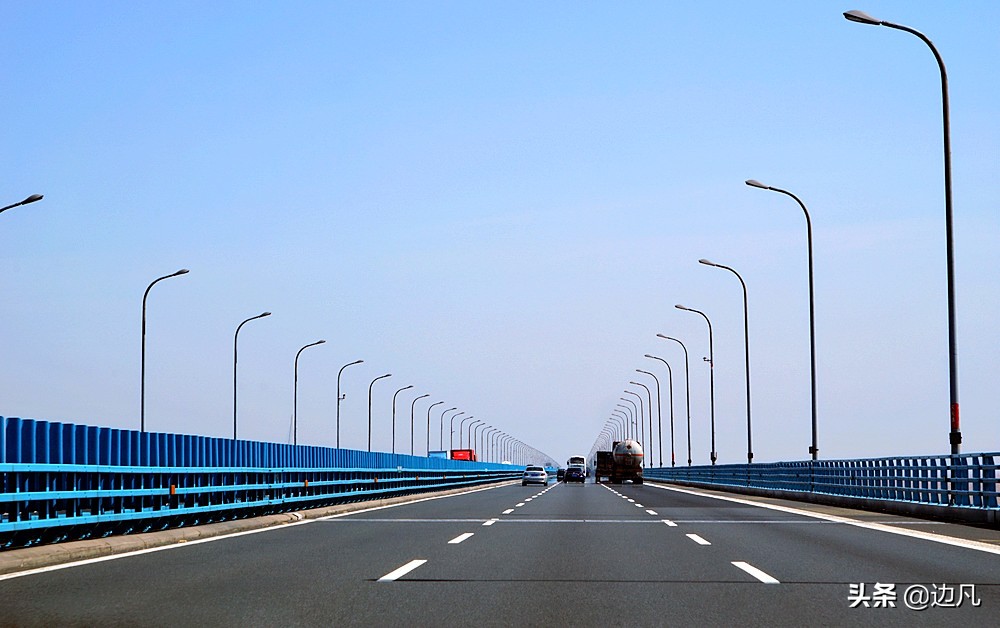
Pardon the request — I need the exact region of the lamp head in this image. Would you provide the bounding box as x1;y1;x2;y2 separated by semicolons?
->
745;179;769;190
698;258;717;267
260;312;272;317
843;10;881;25
174;269;190;276
675;304;689;311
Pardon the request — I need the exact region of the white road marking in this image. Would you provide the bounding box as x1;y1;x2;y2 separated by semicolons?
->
646;510;658;516
627;499;635;503
732;561;779;584
646;483;1000;557
634;504;644;508
482;519;498;526
448;533;474;544
378;559;427;582
502;508;514;515
686;533;711;545
515;503;525;507
662;519;678;527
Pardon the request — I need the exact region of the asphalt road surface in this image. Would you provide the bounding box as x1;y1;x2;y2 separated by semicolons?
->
2;480;999;626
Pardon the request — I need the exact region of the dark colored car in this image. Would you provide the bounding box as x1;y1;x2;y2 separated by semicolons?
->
556;468;566;481
564;465;586;483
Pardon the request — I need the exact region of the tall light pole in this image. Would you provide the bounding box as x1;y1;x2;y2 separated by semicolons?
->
629;383;654;466
425;401;444;455
140;268;189;433
439;407;459;451
457;415;475;451
336;359;363;448
610;412;627;440
367;373;392;452
624;391;645;464
448;411;466;452
620;397;640;444
615;404;633;439
293;340;326;446
467;419;483;449
701;258;754;464
676;304;717;465
636;369;663;467
0;194;43;215
746;179;818;460
644;355;676;467
391;385;414;454
657;335;692;465
233;311;271;439
844;10;961;455
410;393;430;456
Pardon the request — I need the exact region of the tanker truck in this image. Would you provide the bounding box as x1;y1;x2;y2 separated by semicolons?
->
611;439;644;484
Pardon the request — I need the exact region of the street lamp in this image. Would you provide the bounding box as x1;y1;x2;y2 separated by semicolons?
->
644;355;676;467
701;258;754;464
657;335;692;465
140;268;189;433
448;411;466;452
745;179;818;460
0;194;43;215
440;408;459;451
293;340;326;446
620;397;640;443
624;391;645;464
410;393;430;456
628;385;652;466
367;373;392;452
675;304;717;464
635;369;663;467
615;404;633;439
457;415;475;451
425;401;444;455
391;385;414;454
844;9;961;455
336;359;364;448
467;419;483;449
233;311;271;439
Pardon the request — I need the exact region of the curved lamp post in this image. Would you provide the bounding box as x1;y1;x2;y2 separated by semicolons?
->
629;384;653;466
367;373;392;452
676;304;717;465
615;404;633;439
746;179;818;460
391;385;414;454
467;419;483;449
623;391;645;465
448;411;466;451
425;401;444;455
635;369;662;467
844;9;961;455
336;359;364;448
409;393;430;456
644;355;676;467
293;339;326;445
1;194;43;215
141;268;190;432
657;335;692;465
701;258;753;464
457;415;475;451
439;407;459;451
620;397;640;444
233;311;271;439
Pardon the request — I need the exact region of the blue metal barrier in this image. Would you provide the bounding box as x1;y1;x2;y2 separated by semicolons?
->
644;453;999;511
1;417;521;549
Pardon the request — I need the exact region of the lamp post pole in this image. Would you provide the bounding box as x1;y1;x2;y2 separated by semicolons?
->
623;391;645;465
657;335;692;465
457;415;475;451
644;355;675;466
620;397;640;444
701;258;754;464
676;304;717;465
367;373;392;452
141;268;189;433
635;370;662;467
233;311;271;440
629;383;654;466
439;408;459;451
448;411;466;452
293;340;326;446
425;401;443;455
336;359;364;448
391;385;414;454
410;393;430;456
467;419;483;449
843;9;961;455
615;404;634;439
746;179;818;460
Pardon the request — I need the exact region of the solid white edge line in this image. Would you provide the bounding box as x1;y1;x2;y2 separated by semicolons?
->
646;482;1000;556
686;533;711;545
448;532;474;544
378;559;427;582
0;480;517;582
732;561;779;584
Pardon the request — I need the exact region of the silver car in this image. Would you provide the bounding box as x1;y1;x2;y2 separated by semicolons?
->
521;465;548;486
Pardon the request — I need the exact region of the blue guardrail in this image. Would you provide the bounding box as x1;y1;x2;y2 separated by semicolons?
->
1;416;520;549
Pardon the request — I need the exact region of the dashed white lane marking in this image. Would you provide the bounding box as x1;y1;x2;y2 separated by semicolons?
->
502;508;514;515
732;561;779;584
627;499;635;503
448;533;474;544
515;503;525;508
634;504;644;508
646;482;1000;557
662;519;678;527
686;533;711;546
483;519;498;526
646;510;658;516
378;559;427;582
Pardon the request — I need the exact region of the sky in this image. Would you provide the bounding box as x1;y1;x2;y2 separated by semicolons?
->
2;1;997;467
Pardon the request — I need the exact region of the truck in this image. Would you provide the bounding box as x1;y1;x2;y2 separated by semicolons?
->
611;440;644;484
593;451;614;483
450;448;477;462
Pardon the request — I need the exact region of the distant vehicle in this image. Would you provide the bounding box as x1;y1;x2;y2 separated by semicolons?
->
593;451;613;483
556;467;566;481
611;440;644;484
450;449;477;462
564;464;586;483
428;450;449;459
567;455;586;467
522;466;547;486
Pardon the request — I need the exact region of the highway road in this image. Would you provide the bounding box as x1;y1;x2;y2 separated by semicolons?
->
2;479;999;626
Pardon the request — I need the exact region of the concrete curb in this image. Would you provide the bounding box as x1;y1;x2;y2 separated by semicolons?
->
0;480;517;576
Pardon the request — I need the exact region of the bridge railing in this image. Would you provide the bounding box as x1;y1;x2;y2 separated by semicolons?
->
1;417;520;549
645;453;999;512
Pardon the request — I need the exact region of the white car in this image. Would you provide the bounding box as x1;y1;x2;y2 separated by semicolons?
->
521;466;547;486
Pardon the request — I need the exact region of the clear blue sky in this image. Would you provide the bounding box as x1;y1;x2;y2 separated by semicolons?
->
2;1;997;465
